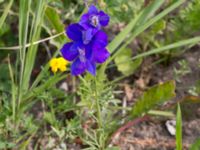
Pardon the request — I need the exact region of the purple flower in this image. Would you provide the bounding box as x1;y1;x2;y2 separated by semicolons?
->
79;5;110;30
61;23;110;76
60;4;110;76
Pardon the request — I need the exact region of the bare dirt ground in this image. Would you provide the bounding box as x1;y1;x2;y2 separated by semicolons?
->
113;47;200;150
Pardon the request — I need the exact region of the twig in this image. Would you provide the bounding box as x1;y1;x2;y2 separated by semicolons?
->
110;115;150;145
42;42;52;59
0;31;65;50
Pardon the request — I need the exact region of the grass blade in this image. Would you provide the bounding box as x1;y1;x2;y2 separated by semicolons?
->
176;103;182;150
22;0;47;92
18;0;32;112
0;0;13;28
132;36;200;60
8;56;17;122
21;74;66;107
43;6;67;48
132;0;185;40
107;13;141;53
109;35;200;67
29;8;87;89
190;138;200;150
109;0;185;63
108;0;165;54
19;0;31;65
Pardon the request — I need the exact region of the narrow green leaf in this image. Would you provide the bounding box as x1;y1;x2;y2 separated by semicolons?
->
131;81;176;117
132;36;200;60
43;6;67;48
22;74;66;105
43;112;57;126
132;0;185;39
176;103;182;150
113;36;200;67
109;0;185;63
8;57;17;121
22;0;47;92
136;0;165;26
108;0;165;53
190;138;200;150
19;0;31;86
18;136;33;150
0;0;13;28
148;110;175;117
107;13;140;53
30;8;88;89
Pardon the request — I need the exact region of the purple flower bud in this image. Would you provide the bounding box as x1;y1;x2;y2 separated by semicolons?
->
79;5;110;30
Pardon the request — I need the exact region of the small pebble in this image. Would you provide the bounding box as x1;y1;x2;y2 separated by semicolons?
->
165;120;176;136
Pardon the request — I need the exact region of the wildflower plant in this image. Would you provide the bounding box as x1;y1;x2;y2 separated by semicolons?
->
2;0;200;149
60;4;113;148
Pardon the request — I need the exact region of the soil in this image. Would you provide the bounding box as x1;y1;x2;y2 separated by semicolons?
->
115;118;200;150
111;47;200;150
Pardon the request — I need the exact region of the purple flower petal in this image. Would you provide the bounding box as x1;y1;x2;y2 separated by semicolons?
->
86;61;96;75
71;58;87;76
88;5;98;14
92;48;110;63
82;28;98;45
66;23;83;41
99;11;110;26
61;42;78;61
85;45;93;60
79;14;90;29
82;28;93;45
92;31;108;49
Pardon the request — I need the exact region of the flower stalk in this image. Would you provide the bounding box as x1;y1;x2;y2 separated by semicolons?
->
94;77;103;128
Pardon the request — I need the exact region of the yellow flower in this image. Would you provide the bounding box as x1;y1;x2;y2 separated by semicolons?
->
50;58;58;73
57;57;68;72
49;57;69;73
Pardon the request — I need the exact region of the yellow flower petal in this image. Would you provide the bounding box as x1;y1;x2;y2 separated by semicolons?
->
59;66;67;72
50;58;58;66
49;57;69;73
50;58;59;73
58;57;68;66
51;66;58;73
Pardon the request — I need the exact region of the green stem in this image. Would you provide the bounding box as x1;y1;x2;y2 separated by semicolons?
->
94;77;105;150
94;77;103;128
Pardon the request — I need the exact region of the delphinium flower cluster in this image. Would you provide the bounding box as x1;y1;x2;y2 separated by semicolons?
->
61;4;110;76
